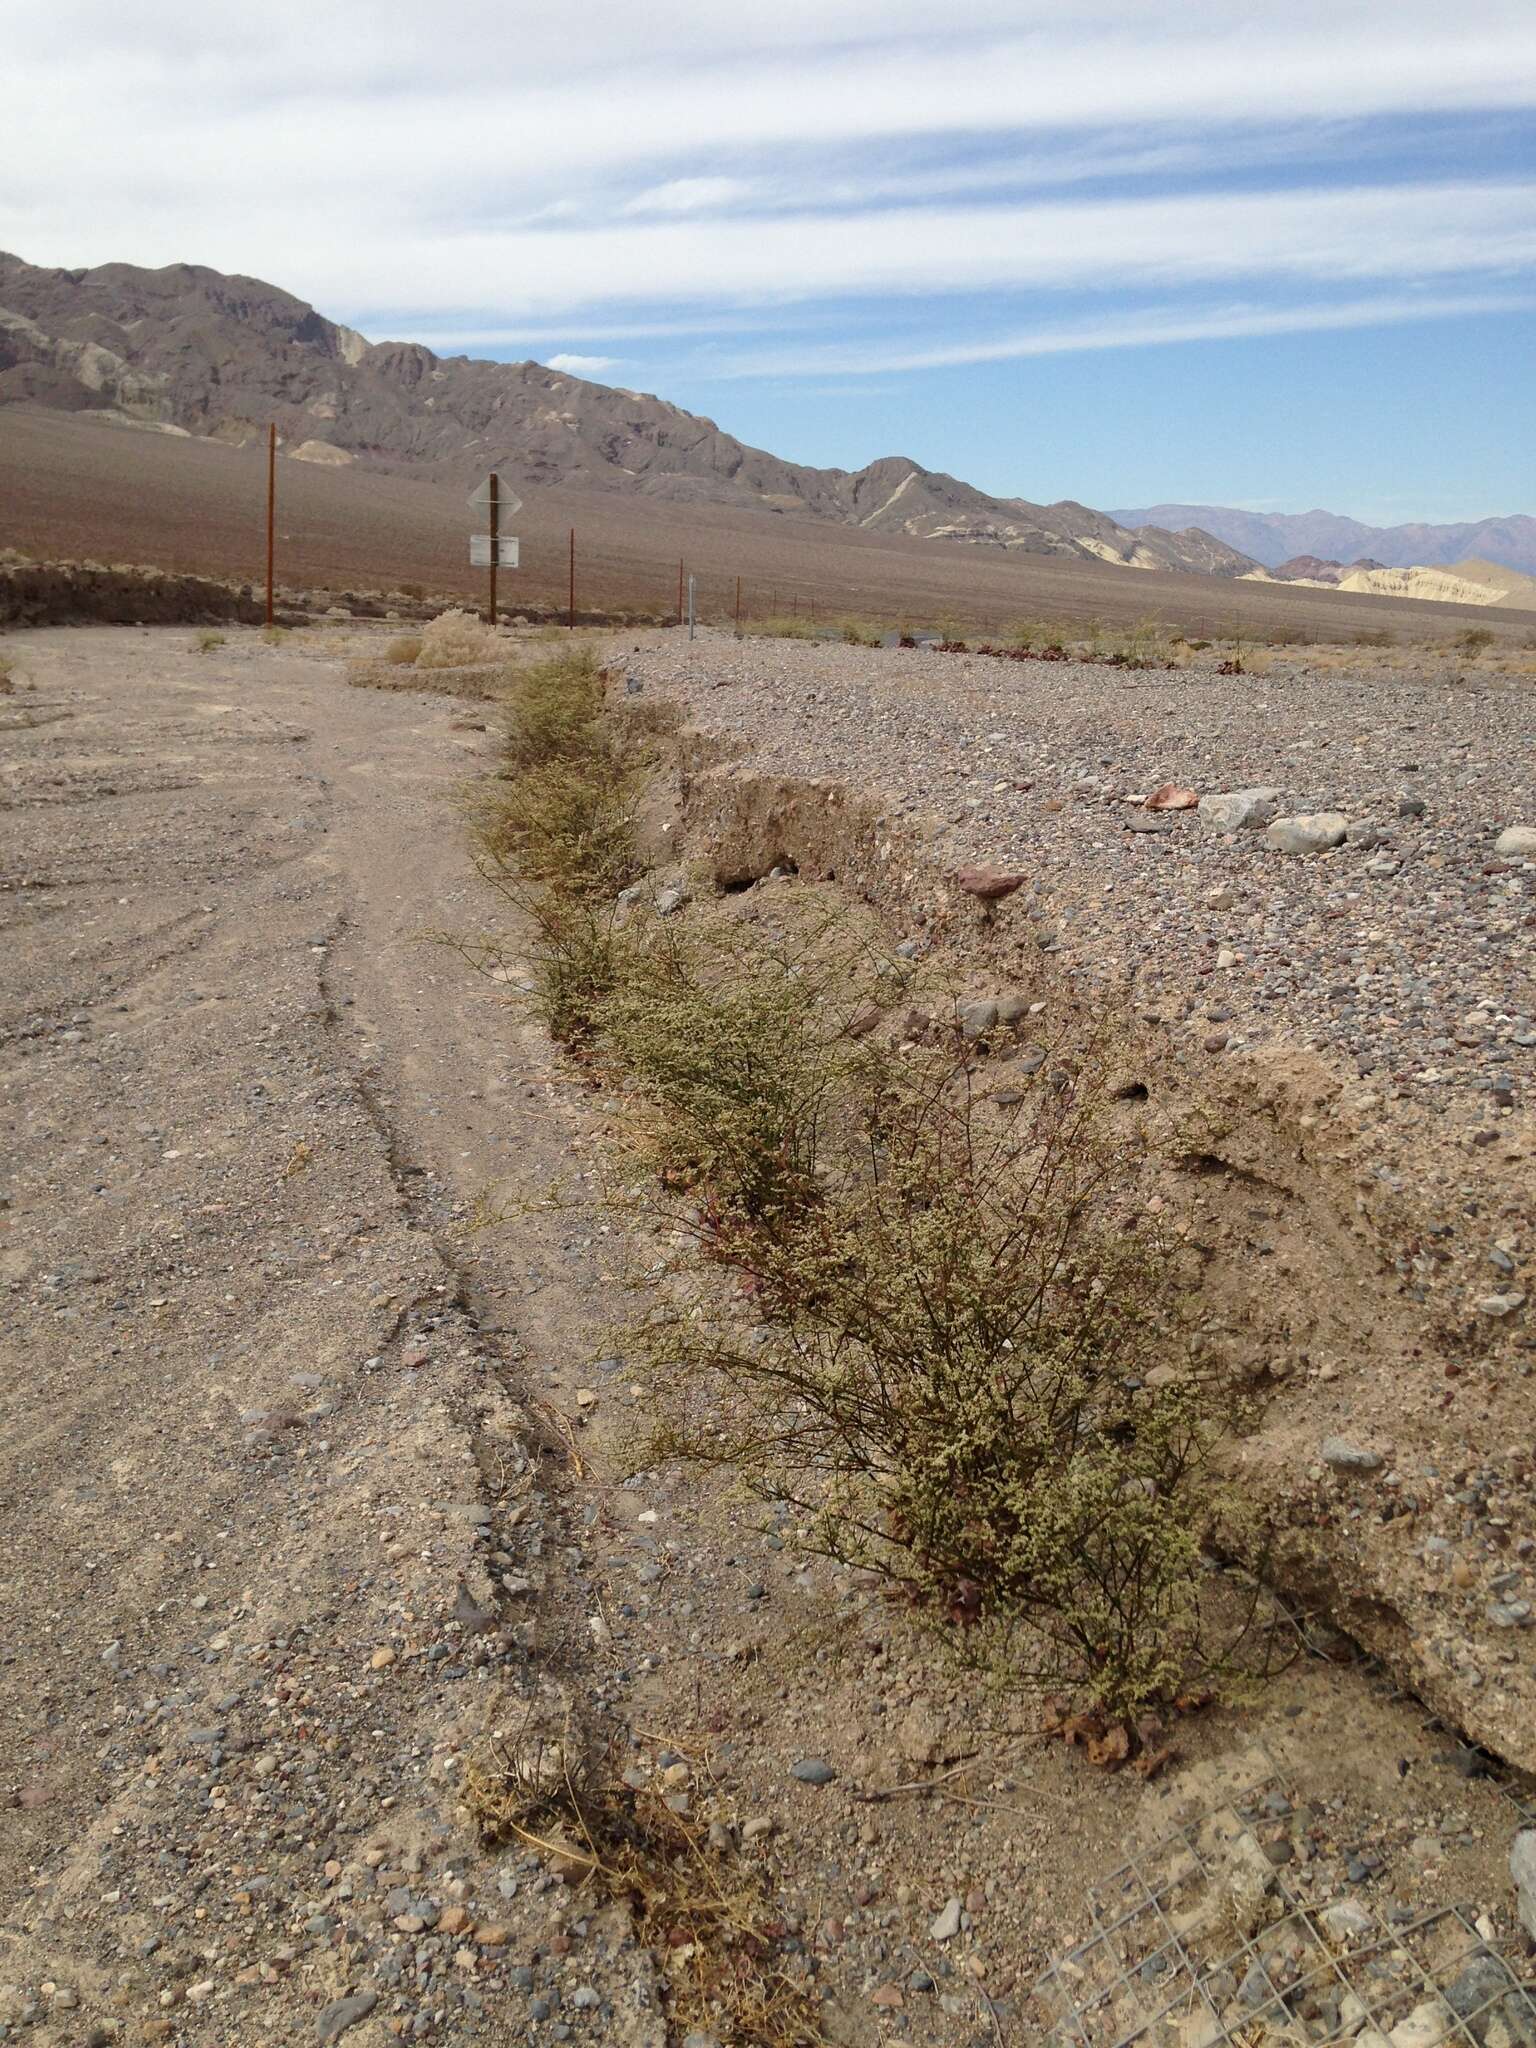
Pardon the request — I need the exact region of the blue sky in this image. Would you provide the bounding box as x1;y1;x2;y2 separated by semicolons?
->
4;1;1535;522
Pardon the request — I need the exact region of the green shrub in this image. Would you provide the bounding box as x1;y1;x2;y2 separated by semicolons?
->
193;629;225;653
479;756;639;898
501;648;609;772
609;933;1248;1721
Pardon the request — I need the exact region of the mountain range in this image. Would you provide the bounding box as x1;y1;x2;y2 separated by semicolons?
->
1110;502;1536;577
0;251;1258;579
2;251;1529;588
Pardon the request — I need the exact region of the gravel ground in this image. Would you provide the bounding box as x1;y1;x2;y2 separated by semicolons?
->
2;626;1533;2047
620;634;1535;1112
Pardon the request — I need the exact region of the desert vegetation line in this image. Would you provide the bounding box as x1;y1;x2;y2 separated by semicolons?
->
457;644;1274;1743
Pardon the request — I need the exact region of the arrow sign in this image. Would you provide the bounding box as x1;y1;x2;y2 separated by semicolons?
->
468;476;523;515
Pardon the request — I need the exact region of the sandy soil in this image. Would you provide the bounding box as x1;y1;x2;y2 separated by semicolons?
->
1;626;1532;2046
5;409;1536;647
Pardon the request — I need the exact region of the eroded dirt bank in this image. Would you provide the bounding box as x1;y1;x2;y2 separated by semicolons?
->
0;625;1531;2047
616;631;1536;1774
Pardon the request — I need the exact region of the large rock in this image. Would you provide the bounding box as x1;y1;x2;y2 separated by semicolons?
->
1495;825;1536;859
1199;788;1280;834
1266;812;1348;854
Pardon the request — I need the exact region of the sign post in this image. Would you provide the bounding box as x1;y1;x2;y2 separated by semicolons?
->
265;424;276;628
467;475;523;621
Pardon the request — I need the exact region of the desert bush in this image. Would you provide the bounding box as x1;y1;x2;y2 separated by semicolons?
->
750;614;818;641
480;757;639;897
836;616;883;647
600;914;886;1223
501;648;609;772
383;633;423;664
0;652;15;694
1456;625;1495;654
192;629;225;653
416;606;502;668
606;932;1245;1720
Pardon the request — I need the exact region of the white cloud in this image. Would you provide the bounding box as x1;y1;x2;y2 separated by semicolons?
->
623;178;751;216
709;291;1535;377
545;352;621;375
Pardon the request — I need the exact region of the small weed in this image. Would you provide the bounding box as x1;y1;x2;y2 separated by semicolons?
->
465;1721;826;2045
192;629;225;653
260;624;288;647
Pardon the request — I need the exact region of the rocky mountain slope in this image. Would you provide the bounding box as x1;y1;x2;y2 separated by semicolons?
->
0;250;1255;578
1253;553;1536;607
1111;500;1536;576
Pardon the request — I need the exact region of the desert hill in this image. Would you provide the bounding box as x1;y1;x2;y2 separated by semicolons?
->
1110;500;1536;576
0;250;1254;580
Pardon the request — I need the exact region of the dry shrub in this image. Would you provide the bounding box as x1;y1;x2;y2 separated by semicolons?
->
383;633;423;664
501;647;608;771
602;924;1251;1722
0;653;15;695
415;606;503;668
191;628;225;653
749;614;818;641
464;1724;825;2045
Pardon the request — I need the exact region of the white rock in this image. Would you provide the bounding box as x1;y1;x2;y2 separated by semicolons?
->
1199;788;1280;834
1266;812;1349;854
929;1897;963;1941
1512;1828;1536;1940
1476;1291;1526;1318
1494;824;1536;859
1390;1998;1454;2048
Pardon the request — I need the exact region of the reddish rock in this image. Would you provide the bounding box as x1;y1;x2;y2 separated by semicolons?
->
955;867;1026;903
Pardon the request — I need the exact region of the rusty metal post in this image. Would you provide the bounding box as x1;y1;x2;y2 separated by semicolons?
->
487;470;499;627
265;423;276;628
568;527;575;630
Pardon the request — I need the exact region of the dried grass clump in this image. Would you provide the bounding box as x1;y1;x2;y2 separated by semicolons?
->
415;606;503;668
0;652;16;695
464;1724;826;2047
383;633;423;664
192;628;225;653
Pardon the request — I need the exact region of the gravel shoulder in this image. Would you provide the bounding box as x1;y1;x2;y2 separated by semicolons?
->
1;626;1532;2046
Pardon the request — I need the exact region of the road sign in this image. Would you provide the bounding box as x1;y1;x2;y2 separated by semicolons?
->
468;477;522;515
470;534;520;568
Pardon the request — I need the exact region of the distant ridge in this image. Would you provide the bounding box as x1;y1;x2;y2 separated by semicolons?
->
0;249;1256;581
1109;502;1536;578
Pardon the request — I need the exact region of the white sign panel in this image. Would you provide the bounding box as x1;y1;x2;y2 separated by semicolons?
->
467;477;523;516
470;534;520;568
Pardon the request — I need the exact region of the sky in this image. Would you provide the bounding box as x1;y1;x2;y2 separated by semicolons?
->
3;1;1535;523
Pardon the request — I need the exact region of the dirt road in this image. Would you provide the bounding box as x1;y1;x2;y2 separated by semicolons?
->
1;628;1529;2047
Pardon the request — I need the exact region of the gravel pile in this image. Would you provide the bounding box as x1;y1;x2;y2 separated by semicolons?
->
624;635;1535;1109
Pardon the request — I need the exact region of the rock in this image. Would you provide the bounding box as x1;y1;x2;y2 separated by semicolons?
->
1494;825;1536;859
1321;1437;1383;1472
1488;1600;1532;1628
1198;788;1279;834
896;1706;947;1767
1445;1952;1524;2026
1476;1291;1525;1318
1144;783;1199;811
954;866;1025;904
1398;796;1427;818
1513;1830;1536;1940
654;883;691;917
1389;1998;1454;2048
1266;812;1349;854
1322;1901;1374;1940
316;1990;378;2041
369;1647;396;1670
1124;812;1173;834
957;999;999;1041
790;1759;837;1786
929;1897;963;1941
